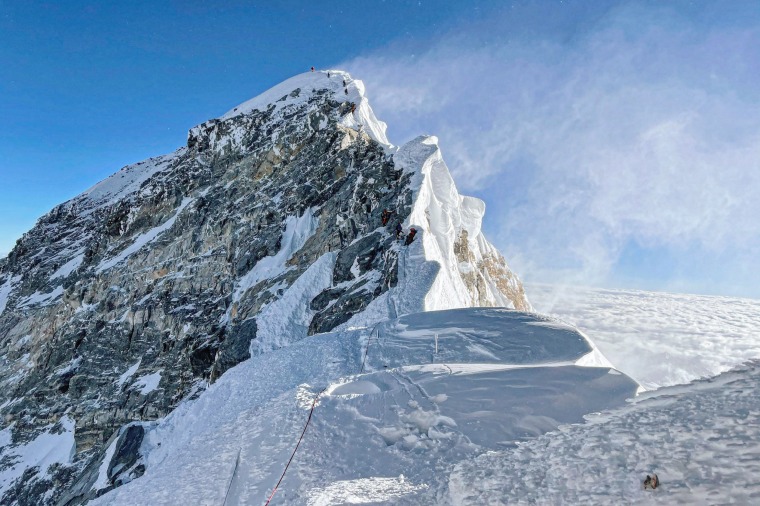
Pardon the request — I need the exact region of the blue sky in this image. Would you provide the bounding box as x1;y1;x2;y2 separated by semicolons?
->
2;1;759;298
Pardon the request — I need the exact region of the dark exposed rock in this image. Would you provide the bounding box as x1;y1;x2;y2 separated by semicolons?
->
107;424;144;485
211;317;256;380
333;232;385;284
0;75;413;505
0;72;528;504
308;289;376;335
310;287;346;312
55;423;145;506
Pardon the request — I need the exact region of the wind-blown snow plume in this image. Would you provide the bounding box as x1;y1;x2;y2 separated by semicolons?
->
343;1;760;296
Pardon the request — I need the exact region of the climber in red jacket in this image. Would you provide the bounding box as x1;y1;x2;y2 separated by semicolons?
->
405;227;417;245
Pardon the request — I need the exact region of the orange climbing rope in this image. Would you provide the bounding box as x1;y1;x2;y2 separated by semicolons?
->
264;387;327;505
264;323;381;504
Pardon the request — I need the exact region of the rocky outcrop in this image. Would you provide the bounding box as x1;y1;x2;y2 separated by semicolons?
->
0;70;528;504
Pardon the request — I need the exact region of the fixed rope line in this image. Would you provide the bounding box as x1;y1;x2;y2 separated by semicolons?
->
264;294;388;503
359;322;381;374
222;448;241;506
264;386;328;506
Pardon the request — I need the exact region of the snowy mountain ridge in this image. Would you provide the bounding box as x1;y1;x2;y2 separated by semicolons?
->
89;308;637;505
0;70;533;504
2;69;753;506
218;71;392;147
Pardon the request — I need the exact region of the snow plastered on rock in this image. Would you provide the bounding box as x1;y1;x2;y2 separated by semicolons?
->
221;70;391;148
230;208;319;308
79;153;178;214
95;196;194;273
0;69;530;503
395;135;530;312
0;417;75;493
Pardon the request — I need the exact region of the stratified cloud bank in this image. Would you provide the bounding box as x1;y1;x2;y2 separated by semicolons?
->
343;1;760;297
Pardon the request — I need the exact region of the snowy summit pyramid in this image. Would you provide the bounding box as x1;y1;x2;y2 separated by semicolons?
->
0;71;626;505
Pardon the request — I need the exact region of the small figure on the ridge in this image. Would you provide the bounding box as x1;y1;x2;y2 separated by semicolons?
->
395;222;404;240
343;79;347;86
381;208;392;226
345;88;348;95
405;227;417;246
350;103;356;114
310;66;315;72
643;474;659;490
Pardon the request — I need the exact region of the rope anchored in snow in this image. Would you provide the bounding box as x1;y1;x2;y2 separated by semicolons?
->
264;315;383;503
359;323;381;374
264;387;327;506
222;448;241;506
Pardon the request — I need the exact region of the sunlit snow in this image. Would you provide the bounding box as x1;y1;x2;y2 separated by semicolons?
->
529;283;760;389
0;417;75;492
131;371;162;396
231;209;319;307
91;307;636;505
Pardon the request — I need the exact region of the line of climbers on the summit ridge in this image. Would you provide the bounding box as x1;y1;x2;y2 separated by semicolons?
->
381;208;416;245
313;66;353;100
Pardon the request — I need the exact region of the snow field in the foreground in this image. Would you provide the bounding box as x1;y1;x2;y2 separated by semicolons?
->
92;308;636;505
529;283;760;389
450;360;760;505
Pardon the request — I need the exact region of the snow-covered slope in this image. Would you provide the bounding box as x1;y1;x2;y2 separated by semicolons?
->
0;70;529;504
89;308;637;505
450;359;760;505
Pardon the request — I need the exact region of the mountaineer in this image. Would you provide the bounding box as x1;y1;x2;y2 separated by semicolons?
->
381;209;392;226
643;474;659;490
405;227;417;245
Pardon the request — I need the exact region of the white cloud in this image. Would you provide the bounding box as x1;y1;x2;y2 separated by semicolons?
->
342;2;760;297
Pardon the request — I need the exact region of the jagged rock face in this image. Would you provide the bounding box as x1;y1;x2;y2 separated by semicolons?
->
0;71;529;505
0;78;412;504
453;230;529;310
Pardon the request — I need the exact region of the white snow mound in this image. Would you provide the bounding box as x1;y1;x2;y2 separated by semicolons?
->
92;308;636;505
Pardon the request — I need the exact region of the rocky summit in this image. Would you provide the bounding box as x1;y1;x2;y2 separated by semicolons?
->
0;70;529;504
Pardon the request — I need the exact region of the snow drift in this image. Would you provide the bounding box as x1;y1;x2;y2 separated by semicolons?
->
91;308;637;505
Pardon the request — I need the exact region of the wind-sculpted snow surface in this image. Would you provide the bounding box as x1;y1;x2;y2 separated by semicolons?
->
90;308;637;505
529;284;760;389
450;360;760;505
0;70;529;504
370;308;611;368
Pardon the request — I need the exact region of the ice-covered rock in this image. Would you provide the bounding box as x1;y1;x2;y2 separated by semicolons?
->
0;70;528;503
